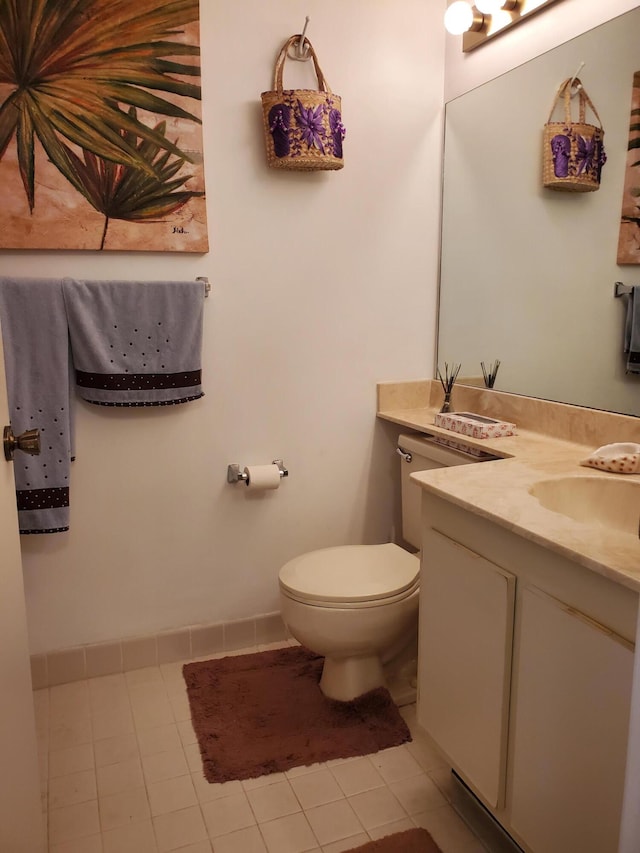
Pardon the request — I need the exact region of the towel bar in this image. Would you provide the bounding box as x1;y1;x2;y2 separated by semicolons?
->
615;282;634;297
196;276;211;297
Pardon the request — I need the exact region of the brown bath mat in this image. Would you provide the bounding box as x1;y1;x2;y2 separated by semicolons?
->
345;827;442;852
182;645;411;783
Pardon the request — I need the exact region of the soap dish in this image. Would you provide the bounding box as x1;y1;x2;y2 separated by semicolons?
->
434;411;517;439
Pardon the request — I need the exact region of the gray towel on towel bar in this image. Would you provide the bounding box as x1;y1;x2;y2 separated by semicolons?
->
624;286;640;374
0;278;72;534
62;279;205;406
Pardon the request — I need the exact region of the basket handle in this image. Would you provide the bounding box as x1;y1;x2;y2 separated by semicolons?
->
547;78;603;128
272;35;332;95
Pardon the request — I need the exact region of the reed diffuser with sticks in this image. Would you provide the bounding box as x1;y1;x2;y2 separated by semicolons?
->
481;360;501;389
437;362;461;413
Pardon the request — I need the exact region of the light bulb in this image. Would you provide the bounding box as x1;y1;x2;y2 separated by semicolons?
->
444;1;474;35
475;0;504;13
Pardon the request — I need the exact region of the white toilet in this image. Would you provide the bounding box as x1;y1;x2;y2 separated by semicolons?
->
279;432;484;701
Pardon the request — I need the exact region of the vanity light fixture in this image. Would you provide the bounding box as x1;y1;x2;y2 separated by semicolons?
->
444;0;563;52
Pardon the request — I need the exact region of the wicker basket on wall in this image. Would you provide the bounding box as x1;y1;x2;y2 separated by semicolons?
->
261;35;345;171
542;78;606;192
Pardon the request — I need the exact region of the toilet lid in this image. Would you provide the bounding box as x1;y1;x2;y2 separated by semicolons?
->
279;543;420;605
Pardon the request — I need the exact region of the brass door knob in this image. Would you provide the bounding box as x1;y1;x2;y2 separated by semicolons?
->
3;426;41;461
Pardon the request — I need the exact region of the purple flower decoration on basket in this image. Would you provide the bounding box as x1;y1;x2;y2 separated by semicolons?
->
575;133;597;175
296;101;325;153
329;108;346;159
268;104;291;158
550;134;571;178
596;143;607;181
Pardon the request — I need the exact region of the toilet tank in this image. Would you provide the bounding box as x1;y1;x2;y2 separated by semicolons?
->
398;432;497;549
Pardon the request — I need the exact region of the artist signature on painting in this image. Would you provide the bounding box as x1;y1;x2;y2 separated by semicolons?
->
172;226;189;234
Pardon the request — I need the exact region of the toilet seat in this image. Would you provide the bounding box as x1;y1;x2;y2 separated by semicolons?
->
279;543;420;609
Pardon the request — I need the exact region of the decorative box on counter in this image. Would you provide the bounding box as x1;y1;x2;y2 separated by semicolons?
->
434;411;517;439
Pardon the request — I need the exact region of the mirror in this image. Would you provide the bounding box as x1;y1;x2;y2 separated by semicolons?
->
437;8;640;416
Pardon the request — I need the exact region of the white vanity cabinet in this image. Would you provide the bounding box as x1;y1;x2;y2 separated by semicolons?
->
417;495;637;853
419;529;515;809
509;587;633;853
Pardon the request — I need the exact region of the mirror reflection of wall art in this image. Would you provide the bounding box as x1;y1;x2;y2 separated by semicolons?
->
0;0;208;253
617;71;640;264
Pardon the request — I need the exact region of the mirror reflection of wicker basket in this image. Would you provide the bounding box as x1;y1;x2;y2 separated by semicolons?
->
542;78;606;193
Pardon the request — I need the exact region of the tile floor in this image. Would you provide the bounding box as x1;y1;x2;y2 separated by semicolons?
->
35;641;493;853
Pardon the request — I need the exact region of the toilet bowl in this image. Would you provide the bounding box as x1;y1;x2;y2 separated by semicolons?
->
279;433;492;702
279;543;420;701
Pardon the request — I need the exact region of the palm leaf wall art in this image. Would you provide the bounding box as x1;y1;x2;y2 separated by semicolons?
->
0;0;208;251
618;71;640;263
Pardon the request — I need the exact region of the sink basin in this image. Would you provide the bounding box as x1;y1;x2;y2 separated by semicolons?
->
529;476;640;536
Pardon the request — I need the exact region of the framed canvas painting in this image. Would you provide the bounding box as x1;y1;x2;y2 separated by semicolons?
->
618;71;640;264
0;0;208;252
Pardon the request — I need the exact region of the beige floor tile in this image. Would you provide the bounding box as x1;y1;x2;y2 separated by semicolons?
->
201;790;256;837
169;692;192;722
413;803;488;853
125;666;164;687
191;773;244;804
133;701;175;731
89;675;129;713
152;805;208;853
49;769;97;809
428;766;466;805
142;747;189;784
242;772;287;790
368;816;415;839
49;832;103;853
49;799;101;845
49;703;91;731
177;718;198;747
49;743;95;779
49;682;90;716
99;786;151;831
49;717;93;752
93;732;140;768
137;723;184;756
172;843;212;853
304;799;365;846
129;681;171;707
91;707;135;741
368;745;423;783
285;762;327;779
102;818;158;853
289;769;345;809
212;825;267;853
259;812;319;853
173;843;212;853
96;757;145;797
405;733;450;774
320;833;370;853
246;779;301;822
328;757;385;797
148;773;198;816
389;773;447;815
347;787;407;831
42;658;492;853
90;697;132;724
185;742;204;773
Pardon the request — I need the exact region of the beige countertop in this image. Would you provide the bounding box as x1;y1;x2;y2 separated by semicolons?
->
377;381;640;594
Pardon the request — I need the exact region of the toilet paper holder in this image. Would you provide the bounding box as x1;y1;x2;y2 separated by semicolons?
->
227;460;289;484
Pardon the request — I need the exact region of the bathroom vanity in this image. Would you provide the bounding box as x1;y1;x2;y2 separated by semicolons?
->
377;380;640;853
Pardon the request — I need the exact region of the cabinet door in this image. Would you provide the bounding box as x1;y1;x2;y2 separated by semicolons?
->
510;587;633;853
417;529;515;808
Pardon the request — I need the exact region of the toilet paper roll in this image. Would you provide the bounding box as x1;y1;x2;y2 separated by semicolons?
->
243;464;281;491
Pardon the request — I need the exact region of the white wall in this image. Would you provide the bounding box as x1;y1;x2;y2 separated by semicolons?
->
4;1;444;654
445;0;639;101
